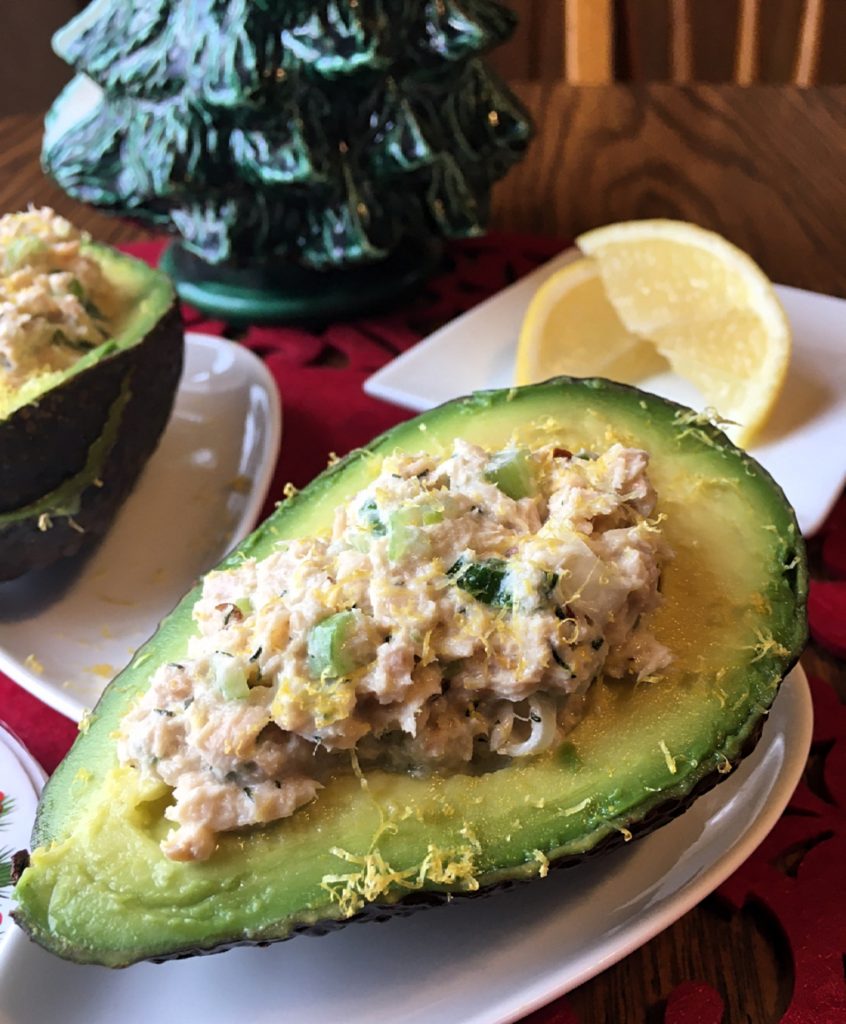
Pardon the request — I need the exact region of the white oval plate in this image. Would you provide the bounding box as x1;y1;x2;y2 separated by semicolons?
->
0;333;281;721
364;248;846;536
0;724;44;946
0;668;811;1024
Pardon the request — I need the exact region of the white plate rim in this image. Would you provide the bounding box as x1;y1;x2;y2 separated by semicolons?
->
0;725;47;793
0;726;43;948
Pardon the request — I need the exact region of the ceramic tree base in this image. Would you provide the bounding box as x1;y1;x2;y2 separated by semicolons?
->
160;239;443;324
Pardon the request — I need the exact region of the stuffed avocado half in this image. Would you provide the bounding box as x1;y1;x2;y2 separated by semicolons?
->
0;208;183;578
13;377;807;966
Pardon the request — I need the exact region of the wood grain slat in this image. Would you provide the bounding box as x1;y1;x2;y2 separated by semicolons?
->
491;83;846;297
793;0;826;85
735;0;762;84
668;0;694;83
495;0;844;85
564;0;614;84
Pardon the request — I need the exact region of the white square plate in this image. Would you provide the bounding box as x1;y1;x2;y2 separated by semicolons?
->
365;249;846;536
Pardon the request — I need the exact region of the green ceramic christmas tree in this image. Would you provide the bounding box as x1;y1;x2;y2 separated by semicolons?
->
43;0;532;321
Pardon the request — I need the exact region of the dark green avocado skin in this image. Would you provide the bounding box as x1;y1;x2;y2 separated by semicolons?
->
0;305;183;580
0;357;128;513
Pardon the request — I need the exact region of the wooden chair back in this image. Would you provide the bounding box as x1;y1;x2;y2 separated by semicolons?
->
564;0;826;85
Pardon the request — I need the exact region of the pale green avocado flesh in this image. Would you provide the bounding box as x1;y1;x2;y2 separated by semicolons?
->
13;378;807;966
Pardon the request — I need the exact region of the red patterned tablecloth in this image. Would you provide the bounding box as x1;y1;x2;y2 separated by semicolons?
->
1;234;844;1022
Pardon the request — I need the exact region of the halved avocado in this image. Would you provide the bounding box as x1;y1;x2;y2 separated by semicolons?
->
12;378;807;966
0;244;183;578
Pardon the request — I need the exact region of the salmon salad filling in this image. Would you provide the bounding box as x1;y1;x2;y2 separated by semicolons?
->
118;440;672;861
0;207;112;392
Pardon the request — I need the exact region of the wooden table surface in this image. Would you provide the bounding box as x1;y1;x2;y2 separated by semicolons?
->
1;84;844;1023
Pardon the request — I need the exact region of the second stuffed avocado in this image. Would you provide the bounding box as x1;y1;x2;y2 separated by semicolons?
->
13;377;807;966
0;208;183;578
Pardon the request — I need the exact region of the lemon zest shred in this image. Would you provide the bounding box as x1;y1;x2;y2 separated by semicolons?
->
659;739;677;775
675;426;724;451
673;407;738;430
320;833;482;919
745;629;790;664
637;673;665;686
23;653;44;675
532;849;550;878
559;796;591;818
349;748;368;792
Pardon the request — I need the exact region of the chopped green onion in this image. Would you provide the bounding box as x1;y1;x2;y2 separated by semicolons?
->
484;448;536;500
359;499;386;535
448;558;558;610
4;236;46;273
211;652;250;700
307;609;371;680
386;504;443;562
448;557;511;607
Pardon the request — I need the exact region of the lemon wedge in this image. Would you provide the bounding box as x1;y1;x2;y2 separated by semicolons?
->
516;257;669;387
576;220;791;446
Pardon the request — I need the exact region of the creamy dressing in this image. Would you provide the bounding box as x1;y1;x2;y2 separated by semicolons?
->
118;440;671;861
0;207;111;389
